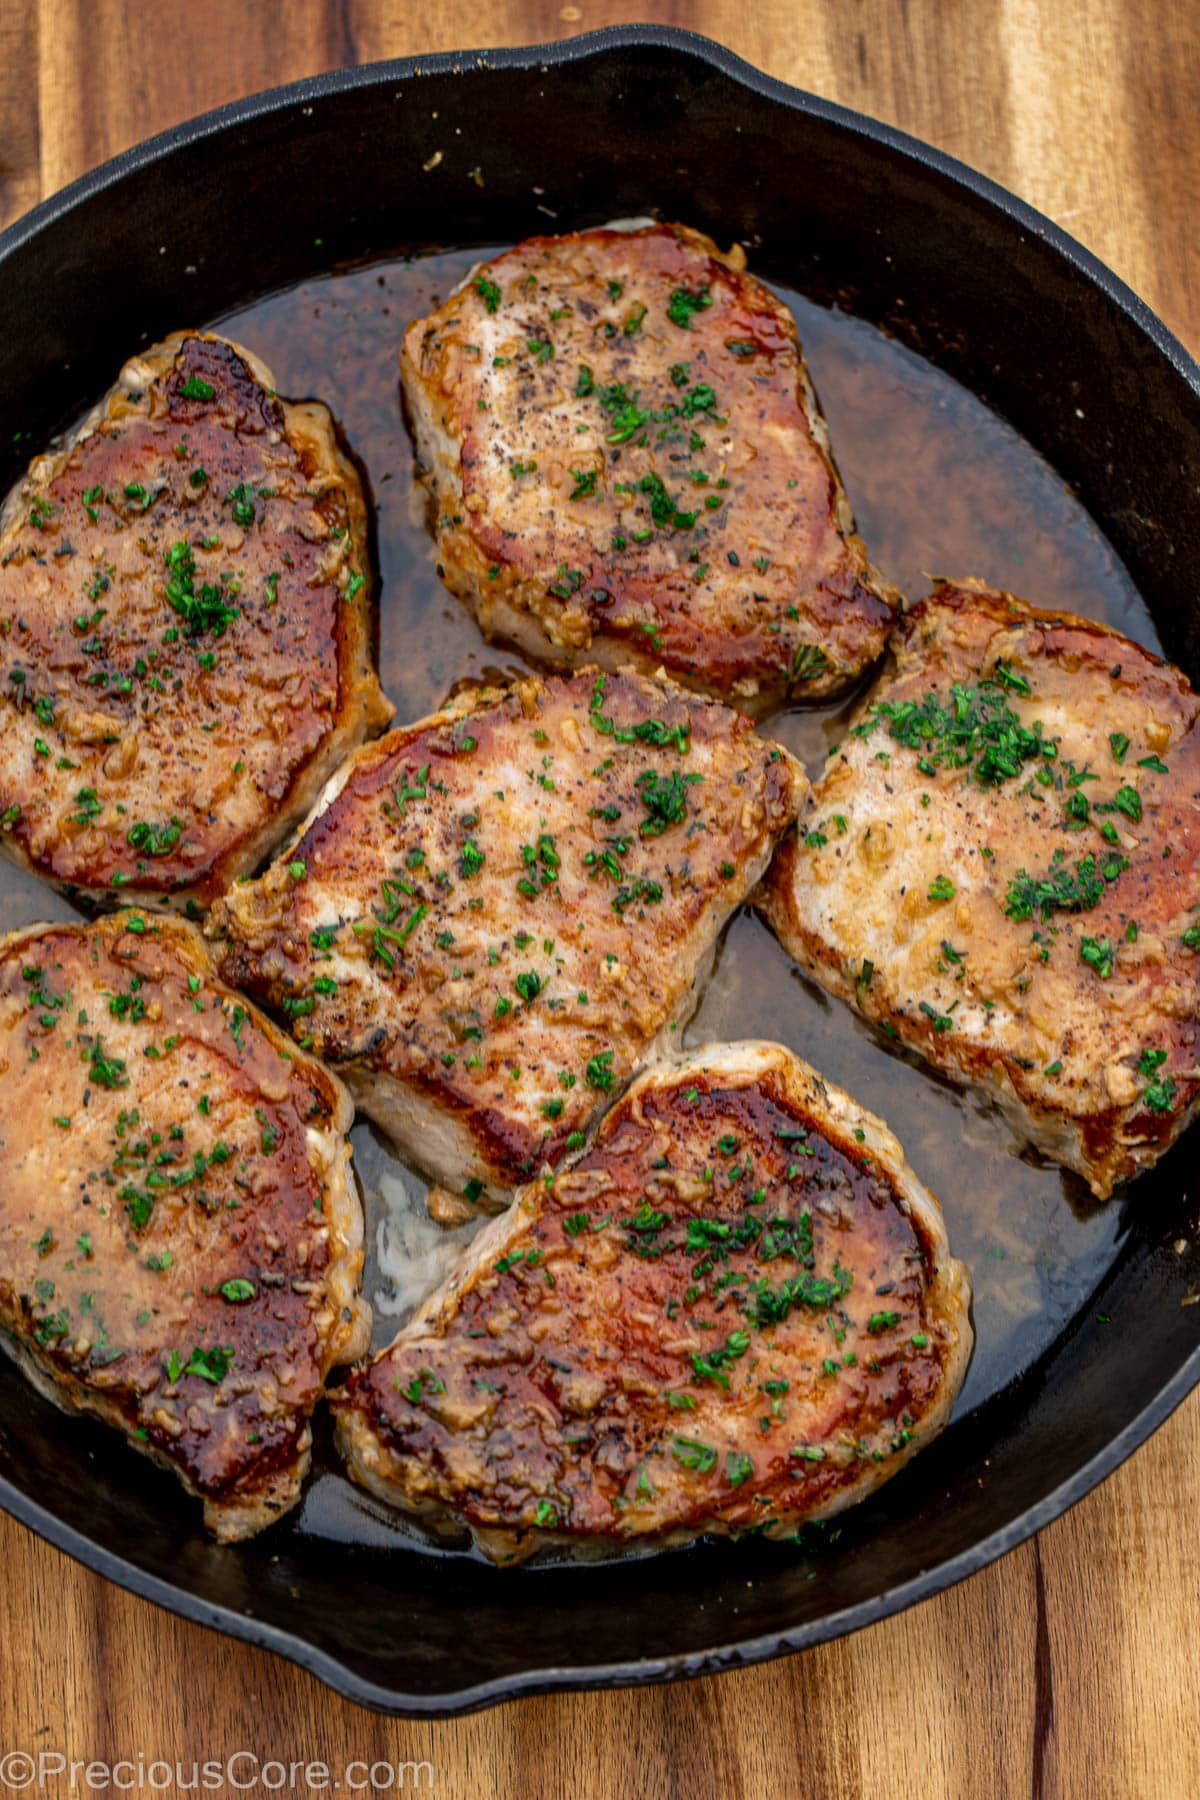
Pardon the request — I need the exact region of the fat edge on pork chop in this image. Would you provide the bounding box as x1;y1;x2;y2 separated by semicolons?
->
333;1039;973;1564
210;667;806;1202
0;331;392;913
761;578;1200;1198
402;223;897;712
0;911;368;1539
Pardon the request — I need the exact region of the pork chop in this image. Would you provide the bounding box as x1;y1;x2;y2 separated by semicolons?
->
209;668;805;1201
0;331;392;913
0;911;368;1539
760;578;1200;1198
333;1039;972;1563
401;223;896;712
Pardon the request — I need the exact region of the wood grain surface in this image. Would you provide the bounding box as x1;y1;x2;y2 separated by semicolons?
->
2;2;1199;1794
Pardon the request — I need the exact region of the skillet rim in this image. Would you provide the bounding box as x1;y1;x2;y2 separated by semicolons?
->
1;20;1199;1717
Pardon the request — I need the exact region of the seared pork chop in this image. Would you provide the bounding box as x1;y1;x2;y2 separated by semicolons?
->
402;223;896;711
210;668;805;1201
0;331;391;913
760;579;1200;1198
0;912;368;1539
334;1040;971;1563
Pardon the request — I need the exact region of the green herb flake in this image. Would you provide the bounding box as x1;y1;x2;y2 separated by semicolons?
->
1080;936;1115;979
219;1278;257;1304
474;275;502;313
725;1450;754;1488
667;285;713;329
671;1436;717;1473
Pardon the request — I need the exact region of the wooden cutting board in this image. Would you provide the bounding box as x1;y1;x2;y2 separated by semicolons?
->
1;4;1198;1793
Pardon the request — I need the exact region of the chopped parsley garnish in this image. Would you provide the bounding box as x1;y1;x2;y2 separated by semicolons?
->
400;1367;447;1403
382;763;429;823
1105;785;1142;824
226;483;257;528
725;1451;754;1488
637;766;695;836
742;1262;853;1327
791;644;830;683
86;1038;128;1090
638;470;696;531
219;1279;256;1304
72;787;102;826
692;1329;751;1388
123;481;159;513
1079;936;1115;979
1138;1046;1177;1114
589;675;690;753
600;383;649;445
127;817;183;858
163;541;238;638
1004;852;1112;922
667;285;713;329
517;834;559;898
458;838;486;879
857;675;1056;784
170;1345;232;1384
670;1436;717;1472
474;275;501;313
494;1248;535;1276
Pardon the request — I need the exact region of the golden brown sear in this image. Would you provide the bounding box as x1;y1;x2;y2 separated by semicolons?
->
209;668;806;1201
334;1041;972;1563
0;332;391;913
0;912;368;1539
402;223;896;711
760;579;1200;1197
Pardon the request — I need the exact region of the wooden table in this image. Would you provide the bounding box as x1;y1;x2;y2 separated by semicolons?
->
2;3;1198;1793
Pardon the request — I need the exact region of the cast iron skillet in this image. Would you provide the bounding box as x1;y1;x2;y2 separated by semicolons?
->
1;25;1199;1716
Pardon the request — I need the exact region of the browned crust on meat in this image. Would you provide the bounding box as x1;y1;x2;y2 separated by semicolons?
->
0;911;368;1539
209;668;806;1197
0;332;392;912
760;578;1200;1197
333;1040;972;1563
402;223;897;711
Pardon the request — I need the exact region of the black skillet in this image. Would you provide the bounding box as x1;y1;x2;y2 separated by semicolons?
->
1;24;1199;1716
